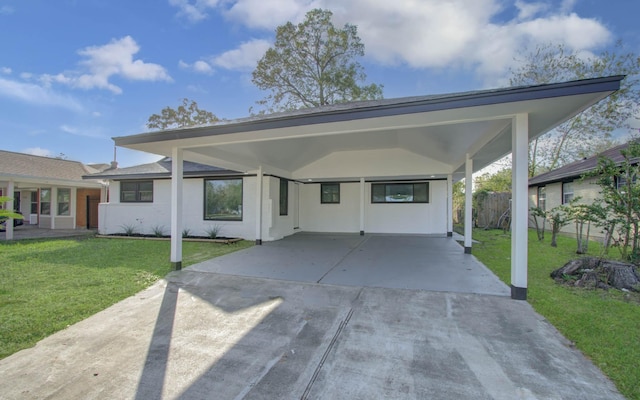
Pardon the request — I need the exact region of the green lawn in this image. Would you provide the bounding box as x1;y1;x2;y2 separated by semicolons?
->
472;229;640;400
0;237;253;360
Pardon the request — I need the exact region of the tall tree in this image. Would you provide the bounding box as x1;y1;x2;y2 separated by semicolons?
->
252;9;383;112
509;42;640;177
474;167;512;193
146;98;219;130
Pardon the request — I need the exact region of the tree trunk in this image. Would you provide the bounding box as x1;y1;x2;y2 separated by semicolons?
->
551;257;640;291
551;228;558;247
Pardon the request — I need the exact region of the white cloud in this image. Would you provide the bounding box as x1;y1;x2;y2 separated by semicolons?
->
211;39;271;71
42;36;172;94
0;5;14;15
92;111;101;117
60;124;104;138
1;67;11;74
179;59;214;74
0;77;83;110
23;147;53;157
515;1;548;20
169;0;221;22
178;0;613;86
224;0;320;30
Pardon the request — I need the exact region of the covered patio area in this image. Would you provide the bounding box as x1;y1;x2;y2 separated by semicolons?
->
190;232;509;296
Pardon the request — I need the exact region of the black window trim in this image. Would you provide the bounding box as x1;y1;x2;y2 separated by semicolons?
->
279;178;288;216
120;180;154;203
321;183;341;204
371;182;430;204
203;177;244;221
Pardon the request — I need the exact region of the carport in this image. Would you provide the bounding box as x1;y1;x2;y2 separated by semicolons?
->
113;76;623;300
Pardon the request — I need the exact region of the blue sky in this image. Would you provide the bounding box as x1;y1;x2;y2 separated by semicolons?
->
1;0;639;167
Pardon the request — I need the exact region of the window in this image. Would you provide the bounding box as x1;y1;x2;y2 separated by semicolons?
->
120;181;153;203
321;183;340;204
371;182;429;203
616;174;637;193
40;188;51;215
280;179;288;216
57;188;70;215
537;186;546;211
204;178;243;221
31;191;38;214
562;182;574;204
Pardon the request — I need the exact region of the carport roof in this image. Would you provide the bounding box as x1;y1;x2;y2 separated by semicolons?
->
113;76;624;179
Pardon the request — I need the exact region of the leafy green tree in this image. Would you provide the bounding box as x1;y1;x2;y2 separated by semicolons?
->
585;141;640;261
474;168;512;193
510;42;640;177
146;98;219;130
252;9;383;112
547;204;572;248
529;206;546;241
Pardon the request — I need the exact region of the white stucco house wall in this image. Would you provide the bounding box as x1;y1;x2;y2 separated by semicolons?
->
89;76;623;300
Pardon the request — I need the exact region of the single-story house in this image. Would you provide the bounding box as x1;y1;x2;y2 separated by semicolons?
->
91;76;623;300
0;149;109;239
528;141;639;239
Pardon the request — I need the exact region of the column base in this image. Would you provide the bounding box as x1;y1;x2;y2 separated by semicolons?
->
255;239;262;245
464;247;472;254
360;230;364;236
171;261;182;271
510;285;527;300
447;231;453;237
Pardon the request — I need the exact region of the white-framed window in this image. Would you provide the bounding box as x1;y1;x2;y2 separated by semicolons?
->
537;186;546;211
562;182;574;204
57;188;71;215
40;188;51;215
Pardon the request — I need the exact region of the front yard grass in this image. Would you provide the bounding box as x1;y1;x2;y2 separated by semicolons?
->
472;228;640;400
0;237;252;360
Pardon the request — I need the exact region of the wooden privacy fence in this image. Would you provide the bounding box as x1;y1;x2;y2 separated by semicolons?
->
453;192;511;229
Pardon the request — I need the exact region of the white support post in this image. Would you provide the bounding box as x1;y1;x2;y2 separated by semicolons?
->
170;148;183;270
5;180;14;240
464;155;473;253
511;113;529;300
359;178;365;235
255;166;263;245
50;187;57;230
447;174;453;237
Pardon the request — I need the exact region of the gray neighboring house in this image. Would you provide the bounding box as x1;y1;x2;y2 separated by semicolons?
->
528;141;639;239
0;150;109;239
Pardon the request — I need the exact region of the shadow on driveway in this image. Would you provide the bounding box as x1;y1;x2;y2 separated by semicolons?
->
0;269;624;399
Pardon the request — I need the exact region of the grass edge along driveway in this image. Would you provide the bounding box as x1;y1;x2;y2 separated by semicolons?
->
472;229;640;400
0;237;253;360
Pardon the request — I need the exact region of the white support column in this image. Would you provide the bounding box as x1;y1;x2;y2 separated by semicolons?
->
5;180;14;240
170;147;183;270
447;174;453;237
464;155;473;253
359;178;365;235
255;166;263;245
511;113;529;300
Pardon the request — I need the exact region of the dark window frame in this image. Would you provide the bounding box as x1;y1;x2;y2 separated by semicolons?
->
371;182;430;204
203;178;244;221
537;186;546;211
280;178;288;216
321;183;341;204
57;188;71;216
120;180;154;203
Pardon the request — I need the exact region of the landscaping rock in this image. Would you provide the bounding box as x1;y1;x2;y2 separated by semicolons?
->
551;257;640;291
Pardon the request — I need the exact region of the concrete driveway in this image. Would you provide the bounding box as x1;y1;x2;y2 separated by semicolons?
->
0;234;624;399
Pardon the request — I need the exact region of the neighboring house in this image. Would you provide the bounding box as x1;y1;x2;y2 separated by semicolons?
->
528;142;638;239
0;150;108;233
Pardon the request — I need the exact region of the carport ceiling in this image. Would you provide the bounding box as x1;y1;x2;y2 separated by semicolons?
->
114;76;623;177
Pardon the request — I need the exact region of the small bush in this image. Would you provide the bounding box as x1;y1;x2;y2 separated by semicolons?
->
151;225;166;237
204;225;222;239
182;228;192;238
120;223;138;236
